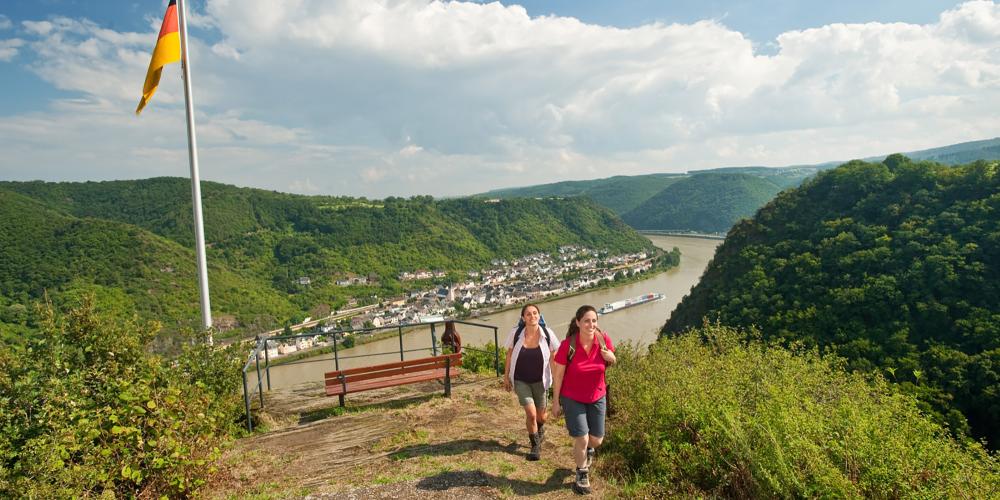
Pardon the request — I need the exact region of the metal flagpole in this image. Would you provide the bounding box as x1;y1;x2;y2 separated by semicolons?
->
176;0;213;344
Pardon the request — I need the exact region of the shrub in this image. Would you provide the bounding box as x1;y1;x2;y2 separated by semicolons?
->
0;298;244;497
604;324;1000;498
461;342;504;375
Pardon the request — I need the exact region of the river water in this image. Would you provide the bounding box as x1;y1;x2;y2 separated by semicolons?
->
254;235;721;389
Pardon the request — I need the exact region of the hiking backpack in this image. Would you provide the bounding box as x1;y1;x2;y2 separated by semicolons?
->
512;314;553;349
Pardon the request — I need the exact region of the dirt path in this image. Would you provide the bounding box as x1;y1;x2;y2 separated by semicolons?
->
202;375;617;498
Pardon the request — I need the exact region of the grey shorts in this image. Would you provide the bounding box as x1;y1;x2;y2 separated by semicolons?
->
513;380;547;408
560;395;606;438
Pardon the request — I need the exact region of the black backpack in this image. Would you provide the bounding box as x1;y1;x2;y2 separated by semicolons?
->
512;315;552;348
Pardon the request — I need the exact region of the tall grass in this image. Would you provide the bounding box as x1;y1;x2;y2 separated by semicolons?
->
604;324;999;498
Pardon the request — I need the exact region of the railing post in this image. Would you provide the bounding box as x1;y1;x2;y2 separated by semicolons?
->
444;355;452;397
398;325;404;361
493;326;500;376
255;346;264;409
332;330;340;371
242;370;253;432
264;337;271;391
430;323;438;356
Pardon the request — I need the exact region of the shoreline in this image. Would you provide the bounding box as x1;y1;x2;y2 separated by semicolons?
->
639;230;726;240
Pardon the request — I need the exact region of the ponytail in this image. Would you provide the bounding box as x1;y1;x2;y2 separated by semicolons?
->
565;305;597;339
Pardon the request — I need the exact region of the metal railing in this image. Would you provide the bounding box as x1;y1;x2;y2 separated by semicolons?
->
240;319;500;431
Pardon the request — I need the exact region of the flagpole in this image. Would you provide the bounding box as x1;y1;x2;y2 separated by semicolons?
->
176;0;213;344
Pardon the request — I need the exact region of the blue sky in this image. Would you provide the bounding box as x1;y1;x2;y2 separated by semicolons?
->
0;1;997;197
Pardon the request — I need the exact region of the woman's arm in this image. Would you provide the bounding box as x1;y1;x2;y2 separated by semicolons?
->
503;347;514;391
550;361;566;417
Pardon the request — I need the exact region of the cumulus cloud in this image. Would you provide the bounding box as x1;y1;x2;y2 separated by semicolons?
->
1;0;998;197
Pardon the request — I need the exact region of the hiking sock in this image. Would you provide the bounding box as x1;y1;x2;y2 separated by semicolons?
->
585;446;595;469
537;422;545;442
527;432;541;461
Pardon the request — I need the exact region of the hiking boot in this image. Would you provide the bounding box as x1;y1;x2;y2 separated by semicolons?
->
537;422;545;443
527;433;541;461
572;467;591;494
585;446;595;469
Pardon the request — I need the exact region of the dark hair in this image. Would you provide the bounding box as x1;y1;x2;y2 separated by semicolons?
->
565;305;598;339
520;303;540;318
442;320;461;352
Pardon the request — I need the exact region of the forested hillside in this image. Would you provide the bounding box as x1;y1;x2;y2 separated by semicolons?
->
622;173;784;233
0;180;655;338
0;189;300;340
663;156;1000;447
477;173;684;214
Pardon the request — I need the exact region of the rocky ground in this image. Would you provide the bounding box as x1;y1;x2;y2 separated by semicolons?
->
201;374;618;499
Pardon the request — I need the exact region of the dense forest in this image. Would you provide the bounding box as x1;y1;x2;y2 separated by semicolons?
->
0;179;656;338
663;156;1000;447
621;173;784;233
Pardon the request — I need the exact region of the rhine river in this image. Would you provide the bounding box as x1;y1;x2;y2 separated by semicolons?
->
256;235;722;389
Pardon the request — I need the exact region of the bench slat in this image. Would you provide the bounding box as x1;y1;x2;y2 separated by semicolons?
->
324;353;462;379
322;353;464;404
324;368;462;396
325;357;463;386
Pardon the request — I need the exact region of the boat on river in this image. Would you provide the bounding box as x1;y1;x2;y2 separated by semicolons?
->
598;293;664;315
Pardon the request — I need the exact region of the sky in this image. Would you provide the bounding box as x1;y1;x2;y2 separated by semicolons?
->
0;0;997;198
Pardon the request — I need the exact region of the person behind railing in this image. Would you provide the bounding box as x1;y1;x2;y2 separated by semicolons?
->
503;304;560;461
441;320;462;354
550;304;616;495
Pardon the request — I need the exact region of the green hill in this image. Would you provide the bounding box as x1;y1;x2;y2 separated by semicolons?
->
0;179;656;337
663;156;1000;447
0;189;299;336
477;173;684;214
621;173;784;233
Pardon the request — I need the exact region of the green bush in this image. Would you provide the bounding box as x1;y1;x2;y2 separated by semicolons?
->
0;298;245;497
605;324;1000;498
461;342;504;375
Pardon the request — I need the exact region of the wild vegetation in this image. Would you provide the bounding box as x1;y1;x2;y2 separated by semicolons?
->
664;156;1000;447
606;324;999;498
0;298;245;497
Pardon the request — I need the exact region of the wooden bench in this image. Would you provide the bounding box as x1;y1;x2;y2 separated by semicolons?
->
324;353;462;407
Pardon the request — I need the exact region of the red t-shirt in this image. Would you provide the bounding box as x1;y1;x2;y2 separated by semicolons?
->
554;332;614;404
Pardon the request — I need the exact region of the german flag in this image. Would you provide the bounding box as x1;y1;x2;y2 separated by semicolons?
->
136;0;180;115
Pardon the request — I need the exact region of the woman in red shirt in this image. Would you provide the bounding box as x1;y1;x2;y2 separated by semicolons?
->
551;305;616;495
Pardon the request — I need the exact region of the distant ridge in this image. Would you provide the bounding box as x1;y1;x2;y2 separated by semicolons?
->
477;173;684;214
621;173;783;233
866;137;1000;165
477;137;1000;233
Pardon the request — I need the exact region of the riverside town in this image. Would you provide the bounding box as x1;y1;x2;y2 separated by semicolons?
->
265;245;665;358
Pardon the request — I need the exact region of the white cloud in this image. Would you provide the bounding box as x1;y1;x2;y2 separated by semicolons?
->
0;15;12;31
22;20;54;36
1;0;998;197
0;38;23;61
